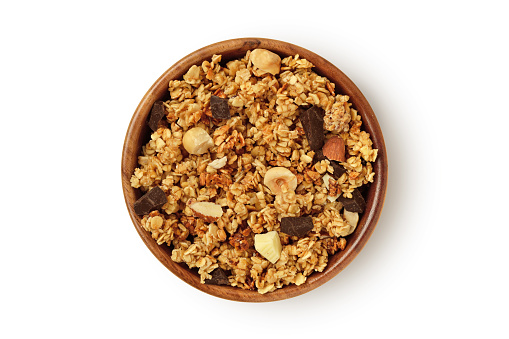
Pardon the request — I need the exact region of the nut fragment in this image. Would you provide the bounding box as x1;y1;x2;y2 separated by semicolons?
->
322;173;340;202
208;156;227;170
254;231;282;264
343;210;359;235
182;127;214;155
250;49;281;75
189;201;223;222
322;136;346;162
264;167;297;195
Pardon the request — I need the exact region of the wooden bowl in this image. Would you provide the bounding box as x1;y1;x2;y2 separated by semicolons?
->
121;38;388;302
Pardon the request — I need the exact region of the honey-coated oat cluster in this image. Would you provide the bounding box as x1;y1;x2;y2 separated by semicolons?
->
130;49;377;294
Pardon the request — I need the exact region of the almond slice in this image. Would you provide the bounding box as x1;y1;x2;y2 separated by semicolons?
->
189;201;223;222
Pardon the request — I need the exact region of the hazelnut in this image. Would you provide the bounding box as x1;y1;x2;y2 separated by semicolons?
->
264;167;297;195
182;127;214;155
249;49;281;75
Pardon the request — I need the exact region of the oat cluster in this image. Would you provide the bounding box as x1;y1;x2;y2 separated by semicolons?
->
130;50;377;294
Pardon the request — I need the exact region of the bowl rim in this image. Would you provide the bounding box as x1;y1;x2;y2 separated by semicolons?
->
121;37;388;302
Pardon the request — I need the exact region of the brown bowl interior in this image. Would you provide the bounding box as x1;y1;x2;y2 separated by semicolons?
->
121;38;388;302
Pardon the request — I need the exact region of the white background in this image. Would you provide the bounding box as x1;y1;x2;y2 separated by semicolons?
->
1;1;508;338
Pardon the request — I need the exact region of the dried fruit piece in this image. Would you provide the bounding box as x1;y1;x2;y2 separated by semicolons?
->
254;231;282;264
210;95;231;119
204;267;230;285
249;49;281;75
264;167;297;195
300;106;324;151
322;136;346;162
133;186;167;215
338;189;366;213
189;201;223;222
182;127;214;155
281;216;314;238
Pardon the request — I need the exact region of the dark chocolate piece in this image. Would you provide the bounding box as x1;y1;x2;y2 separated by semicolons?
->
300;106;324;151
210;95;231;120
133;186;167;215
204;267;229;285
313;149;346;180
147;101;167;131
338;188;366;213
330;161;347;180
312;149;327;165
281;216;314;238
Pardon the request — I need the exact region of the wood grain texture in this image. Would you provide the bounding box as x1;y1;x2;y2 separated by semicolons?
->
121;37;388;302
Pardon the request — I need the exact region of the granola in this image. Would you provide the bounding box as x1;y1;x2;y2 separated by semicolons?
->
131;49;377;294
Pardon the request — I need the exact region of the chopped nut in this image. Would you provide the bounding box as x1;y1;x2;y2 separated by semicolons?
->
323;173;340;202
263;167;297;195
208;156;227;169
254;231;282;264
182;127;214;155
250;49;281;75
189;201;223;222
343;210;359;235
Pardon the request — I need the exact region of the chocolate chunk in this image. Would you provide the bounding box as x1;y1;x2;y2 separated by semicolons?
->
204;267;229;285
313;149;346;180
147;101;167;131
300;106;324;151
210;95;231;120
330;161;347;180
281;216;314;238
312;149;327;165
312;149;346;180
358;182;370;195
338;188;366;213
133;186;167;215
